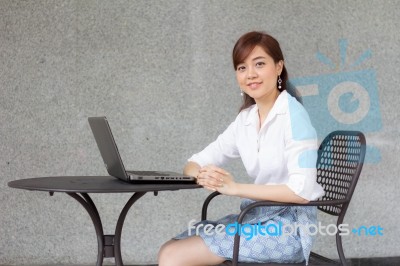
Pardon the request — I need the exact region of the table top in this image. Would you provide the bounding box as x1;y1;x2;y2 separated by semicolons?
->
8;176;201;193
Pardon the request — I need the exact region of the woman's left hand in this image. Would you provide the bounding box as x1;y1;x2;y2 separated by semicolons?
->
197;165;238;196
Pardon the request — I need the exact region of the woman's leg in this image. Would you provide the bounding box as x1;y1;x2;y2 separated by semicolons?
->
158;236;226;266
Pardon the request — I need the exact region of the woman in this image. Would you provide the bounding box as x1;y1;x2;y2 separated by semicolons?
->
158;31;324;266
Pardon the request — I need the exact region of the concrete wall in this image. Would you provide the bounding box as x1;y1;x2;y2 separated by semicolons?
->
1;0;399;264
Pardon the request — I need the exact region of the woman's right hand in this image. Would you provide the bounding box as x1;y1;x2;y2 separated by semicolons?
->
196;165;227;192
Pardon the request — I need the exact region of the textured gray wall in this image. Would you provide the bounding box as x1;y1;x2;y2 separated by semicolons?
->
1;0;399;264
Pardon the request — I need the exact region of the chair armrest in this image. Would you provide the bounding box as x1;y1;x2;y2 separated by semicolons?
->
231;198;349;265
237;198;349;222
202;192;348;222
201;194;349;265
201;191;222;220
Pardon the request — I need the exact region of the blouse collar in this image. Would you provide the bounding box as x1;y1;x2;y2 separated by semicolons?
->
244;90;289;127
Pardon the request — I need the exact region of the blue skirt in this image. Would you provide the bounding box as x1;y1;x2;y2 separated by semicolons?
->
174;199;317;264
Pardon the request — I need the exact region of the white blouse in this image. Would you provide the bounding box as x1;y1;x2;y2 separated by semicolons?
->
188;90;325;201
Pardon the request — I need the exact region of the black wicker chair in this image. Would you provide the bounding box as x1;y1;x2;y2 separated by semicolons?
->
201;131;366;266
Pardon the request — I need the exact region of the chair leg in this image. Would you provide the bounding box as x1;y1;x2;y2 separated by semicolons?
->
336;233;347;266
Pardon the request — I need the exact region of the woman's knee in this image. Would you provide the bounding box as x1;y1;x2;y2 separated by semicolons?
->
158;238;202;266
158;237;225;266
158;239;178;266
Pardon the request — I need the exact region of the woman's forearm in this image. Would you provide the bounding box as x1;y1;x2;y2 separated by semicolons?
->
183;161;201;177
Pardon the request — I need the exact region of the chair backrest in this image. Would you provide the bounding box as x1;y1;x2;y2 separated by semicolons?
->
316;130;366;216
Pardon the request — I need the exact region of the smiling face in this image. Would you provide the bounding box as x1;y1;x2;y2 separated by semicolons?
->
236;45;283;103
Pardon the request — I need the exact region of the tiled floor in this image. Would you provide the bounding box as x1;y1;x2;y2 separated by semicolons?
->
3;257;400;265
122;257;400;266
346;256;400;265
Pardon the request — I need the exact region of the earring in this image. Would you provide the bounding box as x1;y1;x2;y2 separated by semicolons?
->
278;75;282;90
240;90;244;96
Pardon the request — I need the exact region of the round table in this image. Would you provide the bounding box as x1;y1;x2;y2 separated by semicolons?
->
9;176;200;266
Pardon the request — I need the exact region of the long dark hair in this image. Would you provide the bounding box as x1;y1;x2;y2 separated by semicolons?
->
232;31;289;112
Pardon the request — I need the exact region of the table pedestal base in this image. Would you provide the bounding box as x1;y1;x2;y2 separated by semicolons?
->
66;192;147;266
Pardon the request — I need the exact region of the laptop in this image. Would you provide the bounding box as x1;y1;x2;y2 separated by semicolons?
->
88;116;196;184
